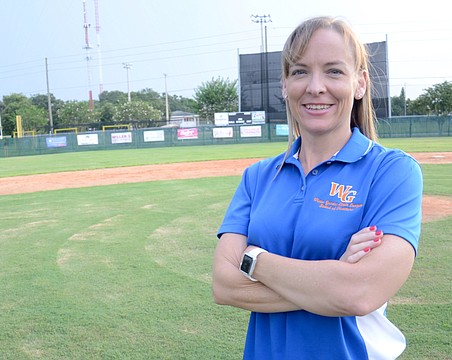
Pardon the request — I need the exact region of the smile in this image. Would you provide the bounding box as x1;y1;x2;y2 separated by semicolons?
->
305;104;332;110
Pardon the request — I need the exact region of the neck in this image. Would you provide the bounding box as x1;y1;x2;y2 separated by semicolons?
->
298;129;352;174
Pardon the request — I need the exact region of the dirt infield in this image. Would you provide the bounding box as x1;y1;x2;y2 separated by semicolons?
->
0;152;451;223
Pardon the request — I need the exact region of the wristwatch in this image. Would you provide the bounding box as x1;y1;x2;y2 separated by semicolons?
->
239;247;268;281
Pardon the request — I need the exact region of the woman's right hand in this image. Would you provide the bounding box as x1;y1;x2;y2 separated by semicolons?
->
340;226;383;264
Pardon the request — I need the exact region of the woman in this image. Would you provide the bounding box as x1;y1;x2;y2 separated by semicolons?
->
212;16;423;359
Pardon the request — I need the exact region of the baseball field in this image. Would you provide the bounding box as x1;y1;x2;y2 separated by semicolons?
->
0;137;451;359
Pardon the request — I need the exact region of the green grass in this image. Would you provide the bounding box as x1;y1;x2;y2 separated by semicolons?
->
378;136;452;152
0;139;451;359
0;142;287;178
0;177;248;359
1;136;451;178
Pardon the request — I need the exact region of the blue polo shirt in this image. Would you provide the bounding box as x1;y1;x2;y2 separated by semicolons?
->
218;128;423;359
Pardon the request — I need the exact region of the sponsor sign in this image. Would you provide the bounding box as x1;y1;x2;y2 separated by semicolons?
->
177;128;198;140
111;132;132;144
143;130;165;142
214;112;229;126
212;127;233;138
275;124;289;136
251;111;266;124
240;125;262;138
46;136;67;148
77;134;99;146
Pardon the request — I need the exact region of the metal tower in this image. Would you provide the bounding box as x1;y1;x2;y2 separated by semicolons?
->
94;0;104;95
83;0;94;110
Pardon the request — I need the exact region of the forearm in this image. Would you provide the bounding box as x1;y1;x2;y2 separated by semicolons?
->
252;236;415;317
213;259;301;313
212;234;300;313
253;254;362;316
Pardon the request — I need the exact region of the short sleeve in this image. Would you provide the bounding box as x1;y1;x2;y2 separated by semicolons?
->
217;166;254;239
361;152;423;254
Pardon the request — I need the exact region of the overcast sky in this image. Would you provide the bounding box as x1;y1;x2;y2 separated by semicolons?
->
1;0;451;103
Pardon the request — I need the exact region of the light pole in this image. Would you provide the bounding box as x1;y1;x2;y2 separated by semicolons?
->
251;14;271;53
122;62;132;102
251;14;271;119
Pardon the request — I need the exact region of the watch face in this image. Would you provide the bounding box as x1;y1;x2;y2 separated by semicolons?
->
240;254;253;273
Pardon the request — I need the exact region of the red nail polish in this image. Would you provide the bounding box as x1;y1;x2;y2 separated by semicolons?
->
369;226;377;231
364;247;371;253
375;230;382;236
374;238;380;242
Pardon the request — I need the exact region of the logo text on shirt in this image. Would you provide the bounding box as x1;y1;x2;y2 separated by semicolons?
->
329;182;357;203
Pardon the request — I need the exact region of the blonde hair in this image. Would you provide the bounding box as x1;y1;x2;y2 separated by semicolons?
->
281;16;377;151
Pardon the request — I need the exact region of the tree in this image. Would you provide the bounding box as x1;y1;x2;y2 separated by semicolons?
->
391;88;406;116
423;81;452;115
194;77;238;120
132;88;165;113
112;101;162;123
99;90;128;105
168;94;197;114
30;93;64;129
1;93;48;135
407;81;452;116
57;101;98;126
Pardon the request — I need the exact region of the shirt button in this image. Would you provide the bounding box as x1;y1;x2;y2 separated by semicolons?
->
312;169;319;175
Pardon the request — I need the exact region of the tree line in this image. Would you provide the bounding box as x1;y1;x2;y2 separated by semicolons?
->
391;81;452;116
0;78;238;136
0;78;450;136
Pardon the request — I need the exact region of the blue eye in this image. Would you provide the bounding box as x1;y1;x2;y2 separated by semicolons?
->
328;69;343;75
291;69;307;76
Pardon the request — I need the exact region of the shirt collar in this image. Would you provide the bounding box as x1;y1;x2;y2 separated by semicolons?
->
334;127;374;163
287;127;374;165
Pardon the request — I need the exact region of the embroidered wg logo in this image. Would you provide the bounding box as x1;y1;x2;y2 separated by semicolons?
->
329;182;357;203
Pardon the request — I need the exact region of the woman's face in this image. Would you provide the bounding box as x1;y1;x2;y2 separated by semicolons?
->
284;28;366;138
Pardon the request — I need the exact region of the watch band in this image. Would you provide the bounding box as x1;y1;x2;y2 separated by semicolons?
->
240;247;268;281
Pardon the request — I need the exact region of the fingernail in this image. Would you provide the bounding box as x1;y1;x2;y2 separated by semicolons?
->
374;238;380;242
375;230;382;236
369;225;377;231
364;247;371;253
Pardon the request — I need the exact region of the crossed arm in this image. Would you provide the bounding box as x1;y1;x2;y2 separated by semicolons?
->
212;227;415;317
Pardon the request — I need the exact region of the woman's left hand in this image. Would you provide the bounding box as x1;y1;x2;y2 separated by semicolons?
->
339;226;383;263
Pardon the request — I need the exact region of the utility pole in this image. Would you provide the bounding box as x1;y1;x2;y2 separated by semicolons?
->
45;58;54;134
123;63;132;102
164;73;169;125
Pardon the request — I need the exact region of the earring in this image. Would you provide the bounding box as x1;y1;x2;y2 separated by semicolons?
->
356;92;364;99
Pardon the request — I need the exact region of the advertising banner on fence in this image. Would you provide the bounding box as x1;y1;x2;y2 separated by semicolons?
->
143;130;165;142
240;125;262;138
212;127;233;138
77;134;99;146
111;132;132;144
276;124;289;136
177;128;198;140
46;136;67;148
214;113;229;126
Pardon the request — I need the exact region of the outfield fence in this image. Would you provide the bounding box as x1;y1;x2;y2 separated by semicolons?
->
1;115;450;157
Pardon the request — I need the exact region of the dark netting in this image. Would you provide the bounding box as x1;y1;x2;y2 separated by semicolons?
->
239;41;389;121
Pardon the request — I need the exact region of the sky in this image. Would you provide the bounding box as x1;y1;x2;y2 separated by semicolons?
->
1;0;451;103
